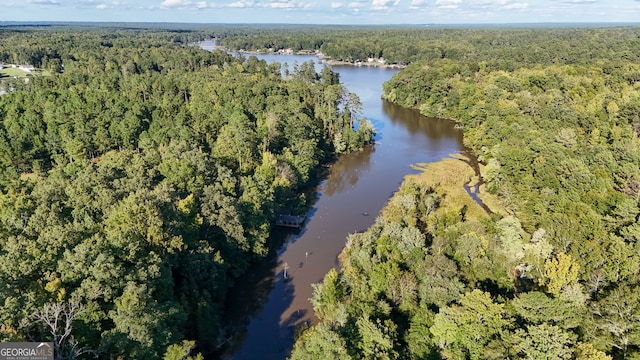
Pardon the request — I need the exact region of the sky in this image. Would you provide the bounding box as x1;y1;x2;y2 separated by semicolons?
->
2;0;640;25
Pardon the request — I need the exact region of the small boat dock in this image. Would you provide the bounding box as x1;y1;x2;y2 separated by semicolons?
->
275;214;306;228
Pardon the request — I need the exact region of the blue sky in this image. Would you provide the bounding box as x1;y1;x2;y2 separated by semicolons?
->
2;0;640;25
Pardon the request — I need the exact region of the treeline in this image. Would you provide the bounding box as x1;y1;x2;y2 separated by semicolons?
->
0;26;373;359
293;26;640;359
215;25;640;67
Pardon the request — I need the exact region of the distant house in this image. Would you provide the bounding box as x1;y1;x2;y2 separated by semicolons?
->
0;63;4;69
18;64;35;72
366;57;386;64
278;48;294;55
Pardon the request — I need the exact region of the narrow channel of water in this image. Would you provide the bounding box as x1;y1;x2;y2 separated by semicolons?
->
202;42;464;359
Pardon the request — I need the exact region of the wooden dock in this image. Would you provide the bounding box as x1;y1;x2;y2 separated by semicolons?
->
275;214;306;228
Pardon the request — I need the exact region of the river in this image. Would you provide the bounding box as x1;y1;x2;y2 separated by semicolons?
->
201;43;463;359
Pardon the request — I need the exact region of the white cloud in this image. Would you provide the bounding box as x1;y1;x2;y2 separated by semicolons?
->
220;0;307;9
472;0;497;8
96;3;107;8
269;0;295;8
409;0;426;9
348;1;365;7
331;1;344;7
476;0;528;10
435;0;460;9
158;0;214;9
371;0;399;10
503;2;527;9
27;0;60;4
160;0;191;8
228;0;252;6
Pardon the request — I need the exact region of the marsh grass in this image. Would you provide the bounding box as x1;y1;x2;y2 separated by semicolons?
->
410;156;505;220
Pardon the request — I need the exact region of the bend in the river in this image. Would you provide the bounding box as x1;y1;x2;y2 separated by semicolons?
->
201;42;463;359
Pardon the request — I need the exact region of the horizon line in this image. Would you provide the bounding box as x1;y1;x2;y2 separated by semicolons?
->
2;20;640;27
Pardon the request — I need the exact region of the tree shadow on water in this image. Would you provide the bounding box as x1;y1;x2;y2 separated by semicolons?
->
217;250;305;360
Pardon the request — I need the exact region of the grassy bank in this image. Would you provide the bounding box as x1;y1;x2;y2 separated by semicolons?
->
409;156;504;221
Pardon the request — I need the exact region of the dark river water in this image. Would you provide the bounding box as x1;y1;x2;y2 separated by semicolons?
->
201;42;463;359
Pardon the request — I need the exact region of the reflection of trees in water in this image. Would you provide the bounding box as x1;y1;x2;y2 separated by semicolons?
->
322;146;374;197
218;229;293;358
381;100;463;144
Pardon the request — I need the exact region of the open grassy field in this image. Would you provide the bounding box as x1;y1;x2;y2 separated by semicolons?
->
0;67;28;78
0;67;50;78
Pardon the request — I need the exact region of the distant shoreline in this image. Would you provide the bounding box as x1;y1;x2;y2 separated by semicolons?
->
324;59;406;69
200;39;407;69
231;48;406;69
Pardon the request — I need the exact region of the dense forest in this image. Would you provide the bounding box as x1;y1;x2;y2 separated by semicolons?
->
3;23;640;360
214;25;640;68
0;25;374;359
288;26;640;360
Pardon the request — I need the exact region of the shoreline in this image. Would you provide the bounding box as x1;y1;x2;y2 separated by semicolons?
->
230;48;406;69
324;59;406;69
199;40;406;69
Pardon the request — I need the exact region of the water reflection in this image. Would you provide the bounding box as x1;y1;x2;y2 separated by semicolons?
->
322;146;374;197
220;228;297;358
382;100;462;143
